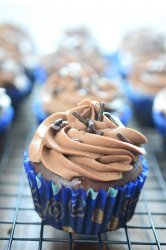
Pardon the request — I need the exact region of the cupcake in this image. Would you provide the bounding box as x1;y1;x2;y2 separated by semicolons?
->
0;58;31;103
153;87;166;148
0;23;43;84
24;99;148;235
121;28;166;64
41;26;124;79
121;28;166;125
34;62;131;125
0;87;14;134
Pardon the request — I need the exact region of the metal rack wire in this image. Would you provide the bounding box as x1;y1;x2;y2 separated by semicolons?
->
0;89;166;250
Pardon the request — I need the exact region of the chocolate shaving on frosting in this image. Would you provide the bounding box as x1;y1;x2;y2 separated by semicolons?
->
29;99;147;182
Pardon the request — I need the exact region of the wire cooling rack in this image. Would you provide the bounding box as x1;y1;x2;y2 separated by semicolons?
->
0;87;166;250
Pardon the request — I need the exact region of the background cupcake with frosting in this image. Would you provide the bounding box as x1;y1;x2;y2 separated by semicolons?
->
34;62;131;125
121;28;166;126
0;23;45;86
25;99;148;235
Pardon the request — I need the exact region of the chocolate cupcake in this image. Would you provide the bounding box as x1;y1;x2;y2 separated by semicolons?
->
126;56;166;126
24;99;148;234
121;28;166;125
34;62;131;125
0;23;44;84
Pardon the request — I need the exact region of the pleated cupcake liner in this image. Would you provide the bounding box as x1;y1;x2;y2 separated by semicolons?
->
33;100;132;126
124;81;154;126
24;155;148;235
0;106;14;133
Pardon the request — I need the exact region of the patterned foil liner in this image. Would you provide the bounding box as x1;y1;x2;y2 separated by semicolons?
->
0;106;14;133
24;155;148;235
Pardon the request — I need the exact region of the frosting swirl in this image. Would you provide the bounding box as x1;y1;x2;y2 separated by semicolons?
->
29;99;147;181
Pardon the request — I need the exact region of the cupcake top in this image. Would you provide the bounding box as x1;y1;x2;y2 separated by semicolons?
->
121;28;166;62
41;27;106;76
41;63;122;114
29;99;147;182
153;87;166;117
0;23;37;72
129;56;166;96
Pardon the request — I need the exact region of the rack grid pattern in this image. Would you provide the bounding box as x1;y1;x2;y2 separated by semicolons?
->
0;90;166;250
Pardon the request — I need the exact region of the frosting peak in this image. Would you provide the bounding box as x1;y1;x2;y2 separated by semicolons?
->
29;99;147;182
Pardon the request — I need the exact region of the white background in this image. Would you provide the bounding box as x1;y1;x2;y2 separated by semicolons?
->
0;0;165;55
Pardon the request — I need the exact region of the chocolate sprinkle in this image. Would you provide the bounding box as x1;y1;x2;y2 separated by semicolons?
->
54;118;63;126
117;132;131;143
60;121;68;128
72;112;104;136
98;102;105;121
51;125;61;132
72;112;88;126
104;112;119;127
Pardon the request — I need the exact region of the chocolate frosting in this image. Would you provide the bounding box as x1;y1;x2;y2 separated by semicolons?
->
41;63;122;114
129;56;166;96
0;23;33;62
29;99;147;182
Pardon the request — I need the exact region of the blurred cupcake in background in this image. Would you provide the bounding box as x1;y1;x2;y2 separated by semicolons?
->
34;62;131;125
121;28;166;65
0;87;14;134
0;58;31;103
121;28;166;126
0;23;45;84
41;26;125;80
153;87;166;149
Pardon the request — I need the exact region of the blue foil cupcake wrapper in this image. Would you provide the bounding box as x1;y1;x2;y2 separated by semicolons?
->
0;106;14;133
24;156;148;235
123;80;154;126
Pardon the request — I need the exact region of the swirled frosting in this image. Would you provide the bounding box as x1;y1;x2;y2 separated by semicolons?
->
29;99;147;181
